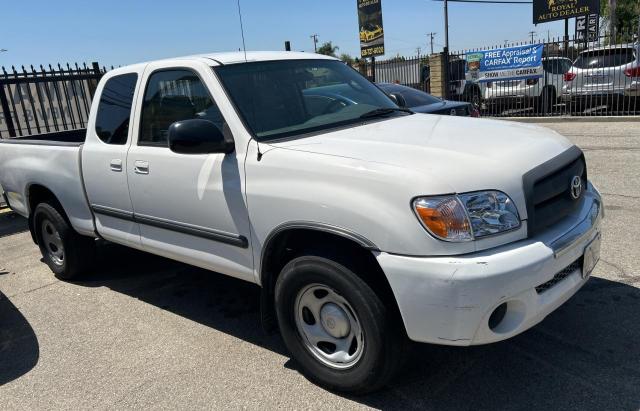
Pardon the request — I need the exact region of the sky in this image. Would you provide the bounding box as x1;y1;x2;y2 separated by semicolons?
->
1;0;571;68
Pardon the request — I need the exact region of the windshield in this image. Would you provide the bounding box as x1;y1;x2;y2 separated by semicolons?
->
214;59;400;140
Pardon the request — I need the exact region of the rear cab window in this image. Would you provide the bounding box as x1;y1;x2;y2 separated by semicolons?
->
95;73;138;145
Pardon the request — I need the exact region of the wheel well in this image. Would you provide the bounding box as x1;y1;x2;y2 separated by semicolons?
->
27;184;65;244
259;228;403;333
542;85;557;96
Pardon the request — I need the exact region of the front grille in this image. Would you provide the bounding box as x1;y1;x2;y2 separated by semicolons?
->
535;259;582;294
523;146;587;236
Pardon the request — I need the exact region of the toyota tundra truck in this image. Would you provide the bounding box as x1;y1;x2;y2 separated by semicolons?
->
0;52;602;394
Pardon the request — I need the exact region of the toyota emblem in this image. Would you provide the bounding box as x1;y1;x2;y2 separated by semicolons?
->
570;175;582;200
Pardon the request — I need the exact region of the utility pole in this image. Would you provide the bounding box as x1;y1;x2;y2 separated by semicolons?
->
427;32;437;54
416;47;422;56
443;0;450;99
310;34;318;53
504;39;509;46
443;0;449;51
529;31;536;44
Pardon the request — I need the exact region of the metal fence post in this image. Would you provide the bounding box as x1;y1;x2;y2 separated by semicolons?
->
0;80;17;137
443;47;450;100
371;57;376;82
87;61;102;98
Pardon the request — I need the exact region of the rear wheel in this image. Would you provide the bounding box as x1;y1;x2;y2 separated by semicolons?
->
275;255;405;394
33;202;95;280
463;86;481;110
540;87;556;114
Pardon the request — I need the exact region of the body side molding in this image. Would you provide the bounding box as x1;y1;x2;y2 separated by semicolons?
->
90;205;248;248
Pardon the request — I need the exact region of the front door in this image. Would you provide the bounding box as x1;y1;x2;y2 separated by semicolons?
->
126;63;253;282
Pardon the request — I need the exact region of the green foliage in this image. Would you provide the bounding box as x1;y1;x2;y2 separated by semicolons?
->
600;0;640;42
387;55;406;63
317;41;339;57
339;53;355;65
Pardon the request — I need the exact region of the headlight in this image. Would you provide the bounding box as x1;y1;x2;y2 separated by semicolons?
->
413;191;520;242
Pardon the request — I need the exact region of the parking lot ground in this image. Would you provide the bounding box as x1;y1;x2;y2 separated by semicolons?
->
1;121;639;410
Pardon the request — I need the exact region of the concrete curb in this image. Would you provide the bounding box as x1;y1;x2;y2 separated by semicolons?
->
502;116;640;123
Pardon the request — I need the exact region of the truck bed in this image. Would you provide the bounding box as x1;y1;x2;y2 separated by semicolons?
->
0;129;95;237
0;129;86;146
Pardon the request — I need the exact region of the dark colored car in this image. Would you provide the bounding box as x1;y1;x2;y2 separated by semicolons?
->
377;83;480;117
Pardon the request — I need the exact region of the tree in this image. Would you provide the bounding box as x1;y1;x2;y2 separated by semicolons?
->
317;41;339;57
388;55;406;63
600;0;640;42
339;53;355;65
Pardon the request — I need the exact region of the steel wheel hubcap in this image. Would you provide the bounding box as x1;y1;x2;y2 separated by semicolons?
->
294;284;364;369
41;219;64;266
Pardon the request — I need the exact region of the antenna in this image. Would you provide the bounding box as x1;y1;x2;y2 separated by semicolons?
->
236;0;247;61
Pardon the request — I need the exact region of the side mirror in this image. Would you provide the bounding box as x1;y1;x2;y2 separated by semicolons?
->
168;119;235;155
388;92;407;108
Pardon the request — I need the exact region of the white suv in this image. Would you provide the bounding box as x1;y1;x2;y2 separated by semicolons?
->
484;57;573;113
562;44;640;106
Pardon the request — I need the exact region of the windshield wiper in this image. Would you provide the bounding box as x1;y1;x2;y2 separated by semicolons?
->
359;107;413;119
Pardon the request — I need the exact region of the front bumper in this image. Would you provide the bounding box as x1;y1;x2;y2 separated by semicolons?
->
377;183;602;346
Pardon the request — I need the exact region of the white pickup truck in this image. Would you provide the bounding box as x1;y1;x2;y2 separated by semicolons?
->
0;52;602;393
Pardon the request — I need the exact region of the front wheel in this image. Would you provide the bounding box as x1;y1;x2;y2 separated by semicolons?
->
275;255;405;394
33;202;95;280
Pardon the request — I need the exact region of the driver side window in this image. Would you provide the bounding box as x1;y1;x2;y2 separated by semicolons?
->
139;69;225;146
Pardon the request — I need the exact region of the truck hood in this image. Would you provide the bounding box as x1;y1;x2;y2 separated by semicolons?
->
268;114;573;217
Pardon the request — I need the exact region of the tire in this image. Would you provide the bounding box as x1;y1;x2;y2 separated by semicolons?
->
33;202;95;280
540;87;556;114
274;255;405;394
463;86;481;110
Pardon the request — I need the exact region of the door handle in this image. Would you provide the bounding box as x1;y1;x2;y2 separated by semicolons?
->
110;159;122;172
134;160;149;175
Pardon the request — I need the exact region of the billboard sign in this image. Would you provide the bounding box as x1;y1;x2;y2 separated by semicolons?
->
465;44;544;83
357;0;385;58
575;13;599;42
533;0;599;24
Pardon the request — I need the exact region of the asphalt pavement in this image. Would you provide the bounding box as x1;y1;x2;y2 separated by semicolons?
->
0;120;639;410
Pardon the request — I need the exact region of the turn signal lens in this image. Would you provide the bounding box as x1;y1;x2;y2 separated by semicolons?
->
413;197;472;242
414;191;521;242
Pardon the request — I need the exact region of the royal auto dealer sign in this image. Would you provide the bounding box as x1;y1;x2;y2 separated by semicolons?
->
533;0;599;24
